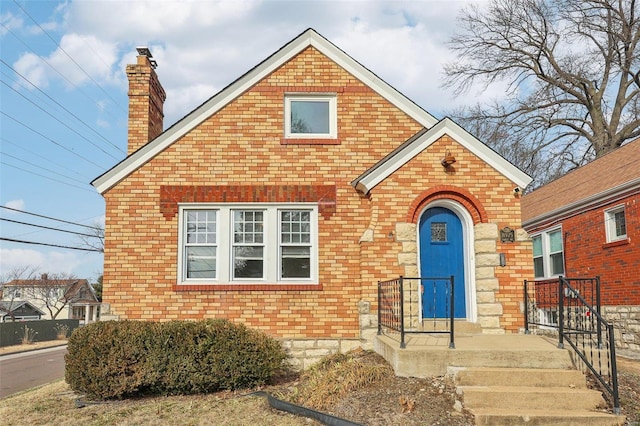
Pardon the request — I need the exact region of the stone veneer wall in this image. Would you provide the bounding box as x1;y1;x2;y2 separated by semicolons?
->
603;306;640;357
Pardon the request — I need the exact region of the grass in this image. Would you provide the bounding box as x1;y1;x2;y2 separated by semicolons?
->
0;380;316;426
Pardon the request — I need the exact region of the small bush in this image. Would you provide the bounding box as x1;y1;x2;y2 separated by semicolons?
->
65;320;287;400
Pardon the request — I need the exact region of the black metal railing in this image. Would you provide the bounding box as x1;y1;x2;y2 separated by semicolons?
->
524;276;620;414
378;276;455;349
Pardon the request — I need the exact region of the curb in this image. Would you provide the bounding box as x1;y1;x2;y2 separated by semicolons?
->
0;342;68;358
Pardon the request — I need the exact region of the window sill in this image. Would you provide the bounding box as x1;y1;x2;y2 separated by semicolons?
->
281;138;341;145
602;238;630;249
174;283;322;291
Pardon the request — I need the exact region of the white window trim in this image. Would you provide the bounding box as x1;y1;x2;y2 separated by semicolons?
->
177;203;318;285
604;204;627;243
532;227;565;279
284;94;337;139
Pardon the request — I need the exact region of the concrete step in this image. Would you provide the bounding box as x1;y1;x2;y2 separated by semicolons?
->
375;334;574;377
472;408;625;426
458;385;606;411
452;367;587;388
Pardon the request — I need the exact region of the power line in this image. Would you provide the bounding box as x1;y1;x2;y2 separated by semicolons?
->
1;79;120;160
0;206;101;230
1;111;106;169
0;60;126;155
0;237;102;253
0;218;101;239
12;0;127;114
0;161;99;194
0;151;91;186
0;21;123;126
1;137;90;180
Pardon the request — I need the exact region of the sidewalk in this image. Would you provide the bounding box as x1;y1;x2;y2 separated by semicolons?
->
0;340;68;356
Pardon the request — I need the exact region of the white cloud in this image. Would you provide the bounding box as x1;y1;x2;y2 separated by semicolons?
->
0;248;88;277
0;11;24;36
4;199;25;212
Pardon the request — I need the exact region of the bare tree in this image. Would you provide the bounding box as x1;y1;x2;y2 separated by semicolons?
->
77;221;104;253
444;0;640;180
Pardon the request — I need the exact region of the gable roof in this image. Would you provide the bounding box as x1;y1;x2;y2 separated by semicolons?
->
0;300;45;316
92;28;440;194
352;117;533;194
4;278;92;299
521;138;640;228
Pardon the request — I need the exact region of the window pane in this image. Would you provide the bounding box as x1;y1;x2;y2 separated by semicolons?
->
431;222;446;242
280;210;311;246
186;246;216;278
234;247;263;278
533;257;544;278
281;247;311;278
234;210;264;245
614;210;626;237
550;252;564;275
532;236;542;257
186;210;216;244
290;100;330;134
549;230;562;253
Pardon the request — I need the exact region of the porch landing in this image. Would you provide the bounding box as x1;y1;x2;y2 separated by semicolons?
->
375;333;573;377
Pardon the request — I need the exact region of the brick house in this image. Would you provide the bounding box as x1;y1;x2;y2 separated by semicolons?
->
521;139;640;355
92;29;533;367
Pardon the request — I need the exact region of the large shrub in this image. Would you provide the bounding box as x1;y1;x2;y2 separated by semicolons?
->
65;319;287;399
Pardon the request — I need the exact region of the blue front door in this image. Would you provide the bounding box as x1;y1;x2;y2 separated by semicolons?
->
419;207;466;318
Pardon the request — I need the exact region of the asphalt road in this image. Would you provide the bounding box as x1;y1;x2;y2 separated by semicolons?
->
0;346;67;399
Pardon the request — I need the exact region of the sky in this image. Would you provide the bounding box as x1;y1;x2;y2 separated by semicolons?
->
0;0;500;282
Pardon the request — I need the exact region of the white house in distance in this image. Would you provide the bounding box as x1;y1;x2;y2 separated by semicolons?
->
1;274;99;324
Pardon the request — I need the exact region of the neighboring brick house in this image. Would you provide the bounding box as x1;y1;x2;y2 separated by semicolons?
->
521;139;640;355
92;29;533;367
1;275;100;324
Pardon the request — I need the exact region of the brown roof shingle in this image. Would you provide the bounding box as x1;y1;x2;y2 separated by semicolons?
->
521;139;640;225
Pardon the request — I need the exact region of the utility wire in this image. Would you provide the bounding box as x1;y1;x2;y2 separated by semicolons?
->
1;111;106;169
0;237;102;253
0;206;101;230
0;60;125;155
0;21;123;125
1;161;99;194
1;79;120;160
1;137;91;180
1;152;92;186
12;0;127;114
0;218;101;239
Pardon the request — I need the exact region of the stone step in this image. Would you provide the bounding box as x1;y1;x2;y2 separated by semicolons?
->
458;385;605;411
472;408;625;426
452;367;587;388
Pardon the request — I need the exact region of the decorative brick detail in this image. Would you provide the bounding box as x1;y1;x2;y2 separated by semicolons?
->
406;185;488;224
159;184;337;219
281;138;342;145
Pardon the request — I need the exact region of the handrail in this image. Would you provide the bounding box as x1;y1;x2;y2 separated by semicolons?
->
378;276;455;349
524;276;620;414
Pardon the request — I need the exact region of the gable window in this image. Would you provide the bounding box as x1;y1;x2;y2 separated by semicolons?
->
284;95;336;138
178;204;318;285
531;228;564;278
605;205;627;242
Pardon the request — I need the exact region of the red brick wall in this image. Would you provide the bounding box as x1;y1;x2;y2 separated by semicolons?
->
103;46;531;337
560;194;640;305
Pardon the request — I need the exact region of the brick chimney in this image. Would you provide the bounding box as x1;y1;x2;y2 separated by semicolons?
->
126;47;167;154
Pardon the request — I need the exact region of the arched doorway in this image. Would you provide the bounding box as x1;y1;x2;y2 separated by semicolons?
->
418;201;476;320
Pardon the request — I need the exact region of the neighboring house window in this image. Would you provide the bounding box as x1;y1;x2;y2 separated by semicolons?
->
178;204;318;285
604;205;627;242
532;228;564;278
284;95;337;138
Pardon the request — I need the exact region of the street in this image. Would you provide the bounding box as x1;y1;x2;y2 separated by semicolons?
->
0;346;67;398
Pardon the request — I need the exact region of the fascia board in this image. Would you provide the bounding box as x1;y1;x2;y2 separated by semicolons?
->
356;118;533;194
93;29;438;194
522;177;640;230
